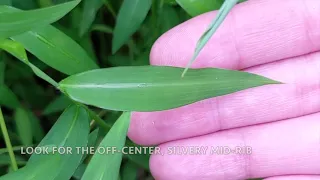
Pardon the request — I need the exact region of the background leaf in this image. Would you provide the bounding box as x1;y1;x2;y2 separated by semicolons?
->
112;0;152;53
59;66;280;111
81;112;131;180
0;154;62;180
79;0;104;36
27;110;45;142
0;0;80;39
11;21;99;75
27;105;90;179
14;107;33;145
0;85;20;109
175;0;224;17
72;163;87;179
80;128;99;163
43;94;73;115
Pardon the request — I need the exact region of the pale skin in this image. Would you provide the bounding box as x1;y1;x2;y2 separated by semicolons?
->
128;0;320;179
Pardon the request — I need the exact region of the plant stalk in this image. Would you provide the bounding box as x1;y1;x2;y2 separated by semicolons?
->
0;108;18;171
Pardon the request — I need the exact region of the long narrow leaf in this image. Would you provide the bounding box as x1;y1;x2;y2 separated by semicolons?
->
0;85;20;109
14;108;33;146
112;0;152;53
182;0;239;76
59;66;280;112
27;110;45;142
0;0;80;39
79;0;104;36
11;20;99;75
43;94;73;115
81;112;131;180
0;5;98;75
27;105;90;179
0;154;62;180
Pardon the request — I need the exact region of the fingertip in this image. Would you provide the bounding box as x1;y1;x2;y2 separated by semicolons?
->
128;112;157;145
149;0;320;69
127;112;145;145
149;143;190;180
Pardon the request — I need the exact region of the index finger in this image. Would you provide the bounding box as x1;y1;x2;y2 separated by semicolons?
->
150;0;320;69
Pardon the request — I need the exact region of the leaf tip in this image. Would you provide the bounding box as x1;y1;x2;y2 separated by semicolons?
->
181;68;188;78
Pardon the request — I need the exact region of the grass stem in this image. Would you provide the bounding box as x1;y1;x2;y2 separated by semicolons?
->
0;108;18;171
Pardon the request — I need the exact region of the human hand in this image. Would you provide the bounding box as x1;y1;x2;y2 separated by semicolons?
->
128;0;320;179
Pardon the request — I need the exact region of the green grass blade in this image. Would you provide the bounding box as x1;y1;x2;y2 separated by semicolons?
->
0;56;20;113
72;163;87;179
27;110;45;142
79;128;99;163
182;0;239;77
0;108;18;171
12;26;99;75
0;85;20;109
26;105;90;179
59;66;281;112
0;0;80;39
79;0;104;36
0;6;98;75
43;94;73;115
81;112;131;180
0;154;62;180
176;0;224;17
14;108;33;146
112;0;152;54
0;39;58;87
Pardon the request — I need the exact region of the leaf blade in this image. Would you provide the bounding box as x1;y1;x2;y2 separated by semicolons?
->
27;105;90;180
14;107;33;146
79;0;104;36
11;21;99;75
81;112;131;180
43;94;73;115
182;0;239;76
59;66;281;112
0;154;62;180
112;0;152;53
0;85;20;109
0;0;80;39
